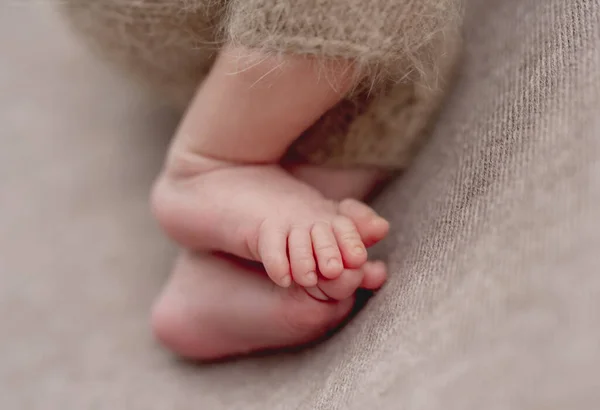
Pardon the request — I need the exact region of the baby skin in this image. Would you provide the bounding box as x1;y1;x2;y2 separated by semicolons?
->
151;46;390;360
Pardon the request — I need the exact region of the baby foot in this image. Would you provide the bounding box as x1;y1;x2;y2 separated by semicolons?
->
151;251;386;360
152;164;389;289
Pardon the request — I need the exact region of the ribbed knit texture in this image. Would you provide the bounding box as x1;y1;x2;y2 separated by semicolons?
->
57;0;462;169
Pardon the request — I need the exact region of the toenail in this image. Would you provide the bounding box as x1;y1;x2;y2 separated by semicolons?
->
373;217;389;227
280;275;292;288
327;259;341;270
306;271;318;284
354;245;366;255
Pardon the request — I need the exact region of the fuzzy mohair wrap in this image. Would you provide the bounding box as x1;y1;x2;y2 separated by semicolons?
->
57;0;463;169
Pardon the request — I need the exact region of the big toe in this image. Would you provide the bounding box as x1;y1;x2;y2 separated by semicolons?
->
338;199;390;247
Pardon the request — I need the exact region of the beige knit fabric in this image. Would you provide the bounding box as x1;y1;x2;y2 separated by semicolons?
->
226;0;462;83
57;0;461;168
3;0;600;408
58;0;222;107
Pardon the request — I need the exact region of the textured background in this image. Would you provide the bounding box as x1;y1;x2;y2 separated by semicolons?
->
2;1;600;409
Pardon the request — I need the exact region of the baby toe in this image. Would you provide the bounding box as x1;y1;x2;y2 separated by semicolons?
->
332;215;368;269
311;221;344;279
258;224;292;287
288;227;318;287
338;198;390;247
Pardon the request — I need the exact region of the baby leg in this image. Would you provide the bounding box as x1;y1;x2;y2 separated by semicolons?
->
152;45;390;288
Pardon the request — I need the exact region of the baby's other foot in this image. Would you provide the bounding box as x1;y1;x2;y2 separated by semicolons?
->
151;251;386;361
